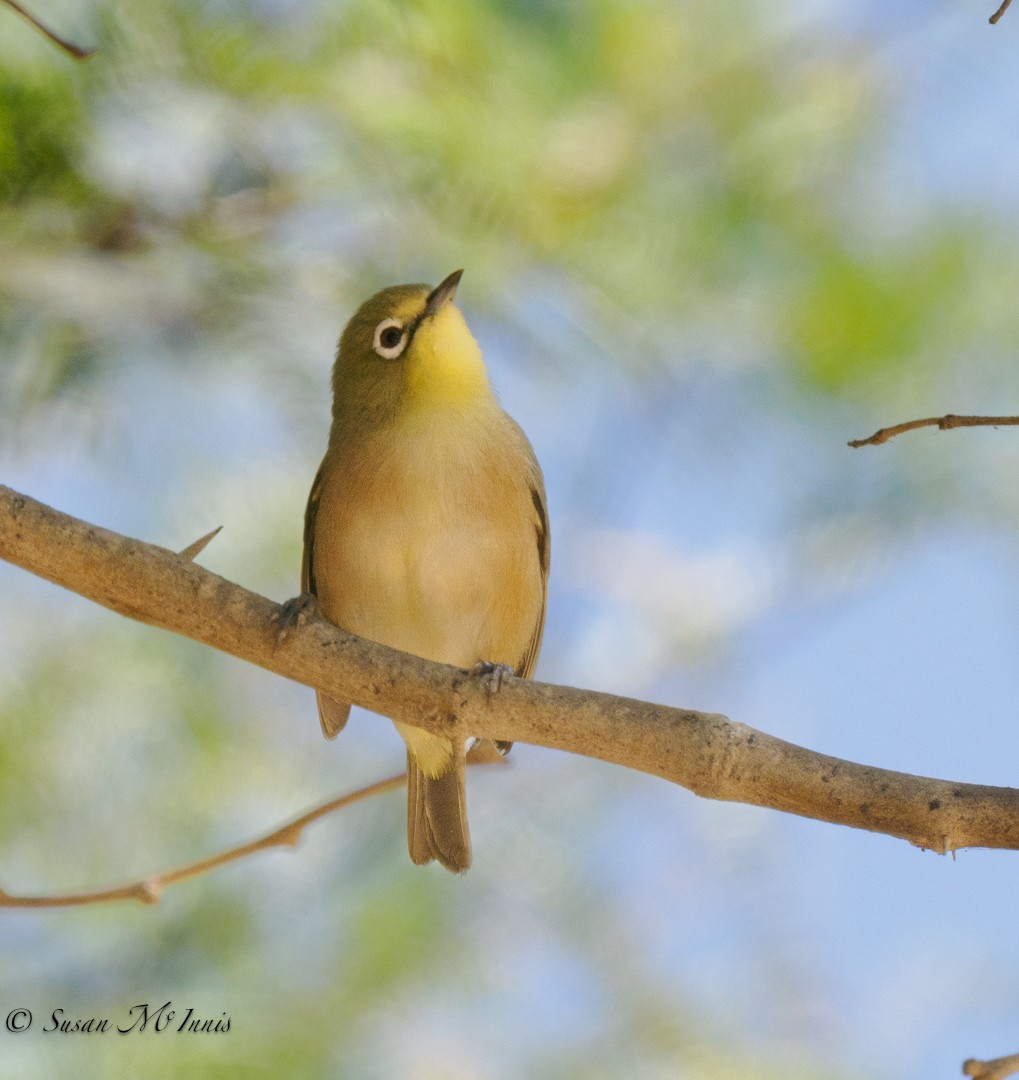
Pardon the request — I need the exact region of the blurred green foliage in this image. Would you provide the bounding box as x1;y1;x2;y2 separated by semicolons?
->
0;69;87;203
5;0;1001;412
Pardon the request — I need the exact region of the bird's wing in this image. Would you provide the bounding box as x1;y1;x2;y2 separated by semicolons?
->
516;469;550;680
300;461;323;596
302;460;351;739
492;455;549;759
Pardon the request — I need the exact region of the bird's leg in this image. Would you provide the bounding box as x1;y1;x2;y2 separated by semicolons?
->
272;592;320;650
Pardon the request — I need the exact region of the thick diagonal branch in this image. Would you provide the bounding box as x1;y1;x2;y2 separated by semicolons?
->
2;483;1019;854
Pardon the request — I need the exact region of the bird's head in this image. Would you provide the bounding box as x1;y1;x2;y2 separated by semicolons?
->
332;270;490;427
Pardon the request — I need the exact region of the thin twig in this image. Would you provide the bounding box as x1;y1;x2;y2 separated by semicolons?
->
0;773;405;908
1;0;95;59
990;0;1013;24
964;1052;1019;1080
849;414;1019;448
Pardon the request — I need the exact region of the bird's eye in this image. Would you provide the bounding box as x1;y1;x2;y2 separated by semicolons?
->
373;319;407;359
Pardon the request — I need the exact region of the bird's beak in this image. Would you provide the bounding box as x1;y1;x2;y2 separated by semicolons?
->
424;269;463;319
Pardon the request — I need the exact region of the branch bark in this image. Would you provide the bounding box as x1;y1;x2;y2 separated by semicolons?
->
2;483;1019;855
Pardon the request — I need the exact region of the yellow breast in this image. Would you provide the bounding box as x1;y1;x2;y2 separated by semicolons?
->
313;404;543;674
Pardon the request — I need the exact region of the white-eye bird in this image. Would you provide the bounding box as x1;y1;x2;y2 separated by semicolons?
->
300;270;549;873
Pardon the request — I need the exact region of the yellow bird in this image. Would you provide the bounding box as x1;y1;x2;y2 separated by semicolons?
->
300;270;549;873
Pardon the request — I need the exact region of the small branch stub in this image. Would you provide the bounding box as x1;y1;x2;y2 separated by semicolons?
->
990;0;1012;24
964;1051;1019;1080
178;526;222;562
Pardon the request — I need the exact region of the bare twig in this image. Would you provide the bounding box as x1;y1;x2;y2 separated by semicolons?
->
964;1052;1019;1080
5;483;1019;856
1;0;95;59
0;773;406;908
990;0;1013;24
849;414;1019;448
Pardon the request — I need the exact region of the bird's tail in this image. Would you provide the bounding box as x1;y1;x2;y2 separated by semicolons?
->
406;748;472;873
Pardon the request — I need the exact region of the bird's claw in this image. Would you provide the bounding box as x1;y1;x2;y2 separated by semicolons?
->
272;592;320;651
469;660;514;699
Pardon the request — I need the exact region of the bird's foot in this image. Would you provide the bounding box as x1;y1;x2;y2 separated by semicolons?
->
272;592;320;651
467;662;515;759
469;660;514;698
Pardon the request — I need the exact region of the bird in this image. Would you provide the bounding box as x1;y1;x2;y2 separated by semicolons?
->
298;270;549;873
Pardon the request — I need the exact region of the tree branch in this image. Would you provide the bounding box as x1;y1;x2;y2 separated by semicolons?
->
2;483;1019;855
1;0;95;59
990;0;1013;25
964;1052;1019;1080
849;414;1019;447
0;773;406;908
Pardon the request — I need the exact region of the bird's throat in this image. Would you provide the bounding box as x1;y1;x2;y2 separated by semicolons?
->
404;305;492;413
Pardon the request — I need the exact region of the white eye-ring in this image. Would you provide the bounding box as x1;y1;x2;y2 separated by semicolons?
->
373;318;408;359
